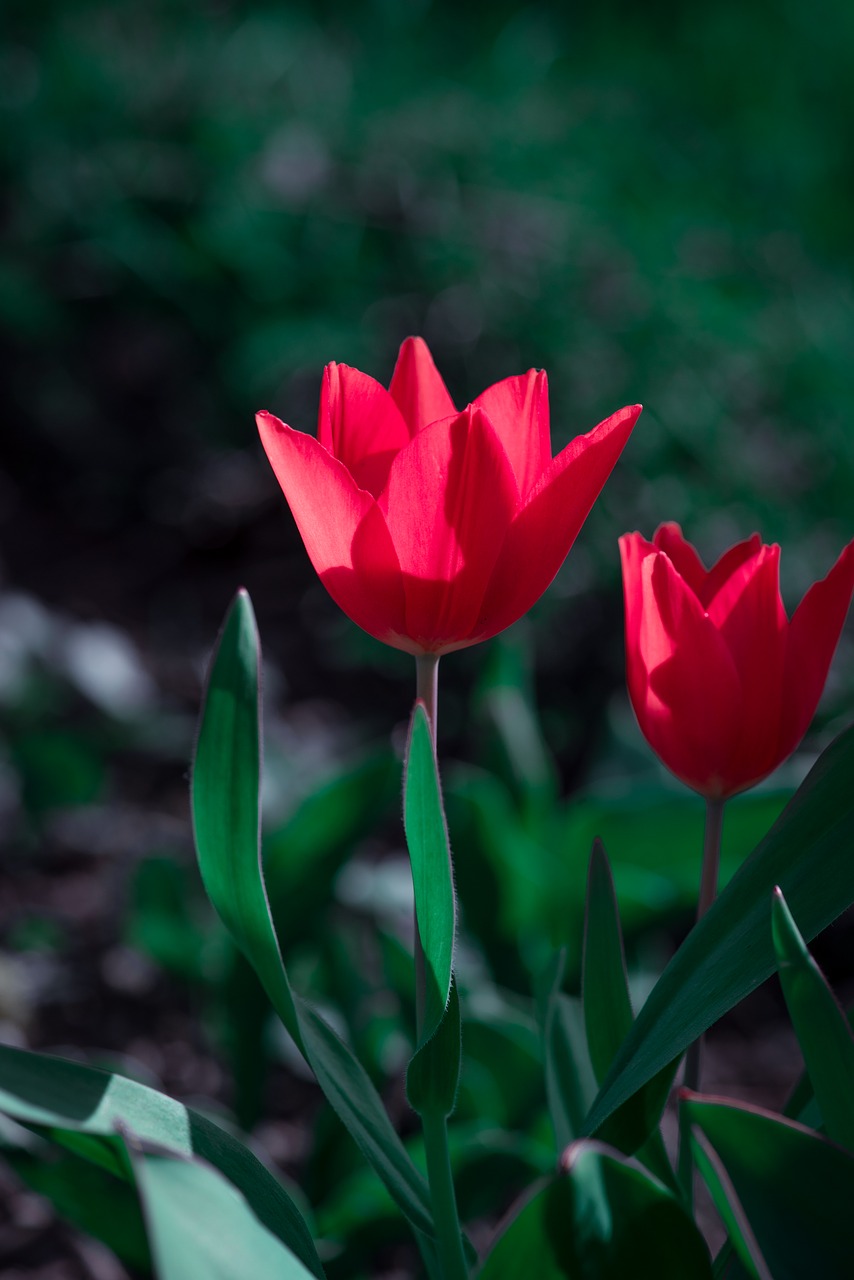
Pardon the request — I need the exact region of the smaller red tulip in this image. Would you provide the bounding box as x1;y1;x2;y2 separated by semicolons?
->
258;337;641;656
619;523;854;799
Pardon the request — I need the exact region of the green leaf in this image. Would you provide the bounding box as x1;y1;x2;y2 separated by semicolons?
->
771;887;854;1152
582;838;634;1083
540;951;597;1151
477;1140;712;1279
689;1129;773;1280
403;702;460;1116
0;1042;323;1277
583;724;854;1145
191;590;434;1239
684;1094;854;1279
407;979;461;1117
581;840;675;1186
404;702;456;1042
125;1136;317;1279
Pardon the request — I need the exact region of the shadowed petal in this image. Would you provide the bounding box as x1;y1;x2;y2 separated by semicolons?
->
474;404;641;643
623;539;742;796
472;369;550;500
379;406;519;651
707;546;788;786
388;337;456;434
779;539;854;757
256;411;407;644
318;363;411;497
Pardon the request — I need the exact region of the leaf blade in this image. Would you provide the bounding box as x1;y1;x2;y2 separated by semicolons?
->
191;590;434;1237
772;886;854;1151
583;725;854;1142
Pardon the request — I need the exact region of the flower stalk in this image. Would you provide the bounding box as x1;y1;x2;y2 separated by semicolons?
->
412;652;468;1280
678;796;725;1203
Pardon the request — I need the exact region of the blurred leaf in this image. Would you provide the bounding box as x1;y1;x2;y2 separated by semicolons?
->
0;1042;323;1276
125;1137;318;1279
191;590;434;1239
9;1142;151;1272
12;727;104;815
128;855;209;980
265;749;399;946
685;1093;854;1279
539;951;597;1151
771;887;854;1151
583;724;854;1147
477;1140;712;1278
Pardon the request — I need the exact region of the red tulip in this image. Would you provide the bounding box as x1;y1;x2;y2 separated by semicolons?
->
619;523;854;799
258;337;641;655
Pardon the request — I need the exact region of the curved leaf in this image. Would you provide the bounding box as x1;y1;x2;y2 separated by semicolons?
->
684;1092;854;1279
583;724;854;1144
125;1136;317;1279
191;590;433;1238
477;1139;711;1279
0;1042;323;1277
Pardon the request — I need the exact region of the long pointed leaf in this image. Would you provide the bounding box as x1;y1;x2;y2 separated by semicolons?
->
191;590;433;1238
582;838;633;1083
0;1043;323;1276
772;887;854;1151
583;724;854;1144
582;840;675;1186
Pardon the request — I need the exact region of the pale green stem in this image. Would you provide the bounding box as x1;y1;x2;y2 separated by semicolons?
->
412;653;467;1279
421;1107;468;1280
678;796;725;1204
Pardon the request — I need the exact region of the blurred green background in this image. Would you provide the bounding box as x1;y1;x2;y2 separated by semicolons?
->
1;0;853;1274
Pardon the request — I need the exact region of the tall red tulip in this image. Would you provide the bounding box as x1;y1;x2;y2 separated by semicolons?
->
258;337;641;655
620;522;854;799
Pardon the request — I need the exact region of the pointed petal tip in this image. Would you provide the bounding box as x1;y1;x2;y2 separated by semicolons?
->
256;408;285;431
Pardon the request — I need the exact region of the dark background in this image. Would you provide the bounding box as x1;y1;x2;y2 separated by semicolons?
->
1;1;853;1276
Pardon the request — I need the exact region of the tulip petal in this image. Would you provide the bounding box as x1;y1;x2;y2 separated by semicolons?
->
475;404;641;642
779;540;854;757
653;524;764;608
652;523;709;596
379;407;519;651
706;546;788;787
472;369;550;500
318;363;411;497
256;411;408;646
621;535;743;796
388;337;456;435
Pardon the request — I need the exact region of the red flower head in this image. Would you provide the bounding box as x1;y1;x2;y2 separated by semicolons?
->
258;337;641;655
619;523;854;799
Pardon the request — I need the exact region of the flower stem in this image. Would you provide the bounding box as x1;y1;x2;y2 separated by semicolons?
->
678;796;725;1204
415;652;440;745
421;1107;469;1280
412;653;467;1278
